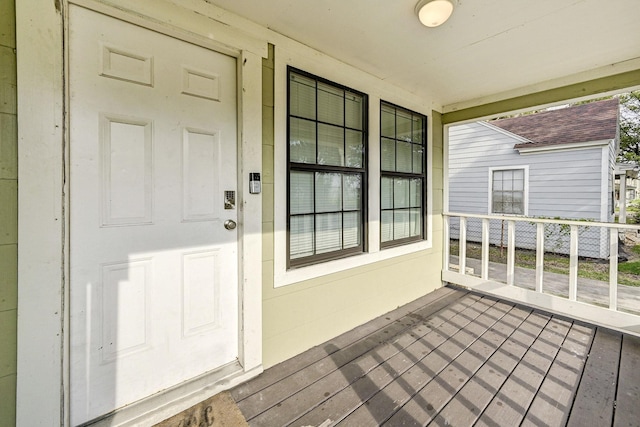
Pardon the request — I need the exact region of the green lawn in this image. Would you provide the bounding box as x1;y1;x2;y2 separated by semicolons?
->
450;241;640;287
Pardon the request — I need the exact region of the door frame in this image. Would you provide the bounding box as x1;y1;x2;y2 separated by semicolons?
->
16;0;265;425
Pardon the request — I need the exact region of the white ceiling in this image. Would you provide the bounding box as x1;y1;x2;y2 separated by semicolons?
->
205;0;640;109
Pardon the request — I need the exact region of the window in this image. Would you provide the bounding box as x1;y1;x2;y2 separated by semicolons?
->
287;68;367;267
380;102;427;247
490;168;526;215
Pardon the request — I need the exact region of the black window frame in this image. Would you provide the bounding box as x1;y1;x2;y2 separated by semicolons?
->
287;67;369;268
379;101;428;248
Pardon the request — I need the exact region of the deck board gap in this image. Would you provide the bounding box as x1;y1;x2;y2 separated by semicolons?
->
383;304;537;426
248;292;484;425
231;287;467;402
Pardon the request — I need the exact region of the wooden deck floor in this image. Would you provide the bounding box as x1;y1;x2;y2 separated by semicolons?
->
230;286;640;427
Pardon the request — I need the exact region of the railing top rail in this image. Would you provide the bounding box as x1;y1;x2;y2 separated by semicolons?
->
444;212;640;230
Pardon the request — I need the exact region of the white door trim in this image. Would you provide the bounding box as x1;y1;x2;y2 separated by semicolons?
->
16;1;264;425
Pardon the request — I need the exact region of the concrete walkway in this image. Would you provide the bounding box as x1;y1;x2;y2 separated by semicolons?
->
450;256;640;314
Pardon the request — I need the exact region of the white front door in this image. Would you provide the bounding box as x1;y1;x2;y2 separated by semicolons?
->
69;6;239;424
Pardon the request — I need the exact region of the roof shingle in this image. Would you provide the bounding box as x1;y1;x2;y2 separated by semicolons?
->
490;98;619;148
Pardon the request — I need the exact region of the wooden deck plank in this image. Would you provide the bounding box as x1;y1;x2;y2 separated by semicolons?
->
382;302;529;426
423;306;537;427
566;328;622;427
613;334;640;427
396;306;531;426
231;289;638;427
474;316;571;427
236;289;471;419
521;322;593;427
248;294;483;426
231;286;463;402
288;296;499;427
334;297;503;426
436;311;549;427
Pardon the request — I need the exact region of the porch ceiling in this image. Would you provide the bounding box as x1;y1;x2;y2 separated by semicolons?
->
205;0;640;109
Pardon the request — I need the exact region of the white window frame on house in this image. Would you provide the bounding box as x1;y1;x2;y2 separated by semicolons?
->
488;166;529;216
273;46;434;287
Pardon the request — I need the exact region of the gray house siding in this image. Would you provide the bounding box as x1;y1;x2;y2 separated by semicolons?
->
448;121;611;259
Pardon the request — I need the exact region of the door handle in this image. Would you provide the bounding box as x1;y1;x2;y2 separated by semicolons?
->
224;220;237;230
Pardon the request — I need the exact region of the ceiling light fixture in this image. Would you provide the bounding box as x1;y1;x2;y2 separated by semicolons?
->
415;0;455;27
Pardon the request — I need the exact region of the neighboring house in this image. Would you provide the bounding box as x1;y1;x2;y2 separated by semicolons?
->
3;1;639;426
448;99;620;258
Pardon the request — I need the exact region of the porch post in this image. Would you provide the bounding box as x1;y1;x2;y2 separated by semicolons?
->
16;0;66;425
569;225;579;301
609;228;619;311
619;173;628;224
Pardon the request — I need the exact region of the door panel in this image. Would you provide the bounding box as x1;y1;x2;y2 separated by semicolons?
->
69;7;239;424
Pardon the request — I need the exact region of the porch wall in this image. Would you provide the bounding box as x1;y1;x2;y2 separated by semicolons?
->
260;46;446;368
0;0;17;424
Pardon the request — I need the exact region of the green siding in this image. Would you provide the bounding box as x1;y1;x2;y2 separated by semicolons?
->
442;69;640;124
0;0;16;425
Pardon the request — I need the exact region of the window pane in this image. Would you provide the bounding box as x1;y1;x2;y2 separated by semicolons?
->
513;170;525;191
381;177;394;209
316;213;342;254
318;124;344;166
493;171;503;190
492;192;503;213
396;110;412;141
343;211;360;248
394;178;409;208
381;211;393;242
381;105;395;138
345;92;363;130
343;174;361;211
394;209;410;239
396;141;412;173
410;179;422;207
290;118;316;164
290;171;314;214
345;129;364;168
513;191;524;213
317;82;344;125
412;143;423;173
290;73;315;120
315;172;342;213
290;215;314;259
513;169;524;181
410;208;422;237
381;138;396;171
412;116;423;143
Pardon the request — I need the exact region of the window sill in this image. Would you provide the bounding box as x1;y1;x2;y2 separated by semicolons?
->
274;239;433;288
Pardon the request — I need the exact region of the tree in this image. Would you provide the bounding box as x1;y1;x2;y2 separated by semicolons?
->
618;91;640;164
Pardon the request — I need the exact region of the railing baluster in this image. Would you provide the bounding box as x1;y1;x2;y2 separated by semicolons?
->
460;217;467;275
443;215;450;272
569;225;578;301
536;222;544;293
507;220;515;286
610;228;618;311
482;218;490;280
441;212;640;332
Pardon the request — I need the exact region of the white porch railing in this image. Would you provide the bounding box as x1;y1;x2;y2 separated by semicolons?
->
443;212;640;335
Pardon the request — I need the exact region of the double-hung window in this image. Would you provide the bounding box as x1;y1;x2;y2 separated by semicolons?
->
287;68;367;267
380;102;427;247
490;168;526;215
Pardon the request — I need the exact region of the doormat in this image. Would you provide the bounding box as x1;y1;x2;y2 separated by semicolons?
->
154;391;248;427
